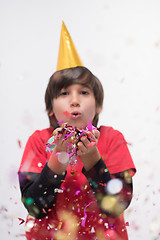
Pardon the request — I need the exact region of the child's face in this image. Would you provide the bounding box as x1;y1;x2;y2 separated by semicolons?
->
50;84;101;129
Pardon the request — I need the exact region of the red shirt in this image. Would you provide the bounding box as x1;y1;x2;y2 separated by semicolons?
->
19;126;136;240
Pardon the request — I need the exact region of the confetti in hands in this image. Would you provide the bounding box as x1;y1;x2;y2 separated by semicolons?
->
46;120;97;166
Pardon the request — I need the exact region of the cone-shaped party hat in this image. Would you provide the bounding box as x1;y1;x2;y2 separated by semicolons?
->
56;21;84;71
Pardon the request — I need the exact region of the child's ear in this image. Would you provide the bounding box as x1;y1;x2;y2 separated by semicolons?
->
96;106;102;114
48;110;54;117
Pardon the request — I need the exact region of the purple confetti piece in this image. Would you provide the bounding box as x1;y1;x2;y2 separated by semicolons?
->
86;120;93;131
58;121;64;124
75;190;80;195
81;201;95;227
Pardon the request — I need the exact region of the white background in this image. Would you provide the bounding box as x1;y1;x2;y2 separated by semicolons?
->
0;0;160;239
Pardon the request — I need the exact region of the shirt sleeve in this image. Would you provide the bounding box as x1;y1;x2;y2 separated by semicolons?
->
82;158;111;188
98;127;136;175
18;130;49;173
18;164;66;219
18;130;66;219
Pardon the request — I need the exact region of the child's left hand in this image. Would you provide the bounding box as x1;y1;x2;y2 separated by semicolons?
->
76;129;100;156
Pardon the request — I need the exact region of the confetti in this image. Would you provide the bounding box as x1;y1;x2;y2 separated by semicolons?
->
17;139;22;148
91;226;95;233
25;219;35;232
54;188;63;193
18;217;25;225
104;223;109;228
63;111;71;117
105;179;123;194
58;121;64;124
25;198;34;205
101;195;117;212
75;190;80;195
38;162;42;167
86;120;93;131
81;201;95;227
91;181;98;188
46;122;97;168
125;222;129;226
109;224;115;230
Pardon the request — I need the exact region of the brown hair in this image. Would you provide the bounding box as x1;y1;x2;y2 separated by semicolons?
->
45;66;104;128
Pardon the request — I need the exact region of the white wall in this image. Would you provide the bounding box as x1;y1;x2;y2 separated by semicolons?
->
0;0;160;239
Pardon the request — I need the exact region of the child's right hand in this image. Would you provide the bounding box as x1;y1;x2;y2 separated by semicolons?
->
47;127;72;174
52;127;72;154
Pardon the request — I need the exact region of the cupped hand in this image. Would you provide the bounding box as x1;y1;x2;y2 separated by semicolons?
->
53;128;72;154
76;129;100;156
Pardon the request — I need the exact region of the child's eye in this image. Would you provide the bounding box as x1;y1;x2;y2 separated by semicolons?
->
60;91;69;96
81;91;89;95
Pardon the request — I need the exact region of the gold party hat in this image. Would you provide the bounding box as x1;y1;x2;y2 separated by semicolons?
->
56;21;84;71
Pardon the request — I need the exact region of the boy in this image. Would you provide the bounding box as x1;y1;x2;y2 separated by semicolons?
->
18;22;136;240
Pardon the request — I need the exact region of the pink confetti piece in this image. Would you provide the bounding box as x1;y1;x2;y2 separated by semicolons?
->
42;208;47;214
86;120;93;131
75;190;80;195
63;111;71;118
86;120;97;132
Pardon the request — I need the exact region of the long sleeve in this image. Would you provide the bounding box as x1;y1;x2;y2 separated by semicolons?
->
18;128;67;219
82;158;133;217
18;163;66;219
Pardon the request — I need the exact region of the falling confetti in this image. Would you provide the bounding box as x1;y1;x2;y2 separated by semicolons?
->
63;111;71;117
91;226;95;233
125;222;129;227
18;217;25;225
81;201;95;227
17;139;22;148
105;179;123;195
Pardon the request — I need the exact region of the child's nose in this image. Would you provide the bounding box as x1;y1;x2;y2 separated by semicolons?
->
70;93;80;107
71;101;80;107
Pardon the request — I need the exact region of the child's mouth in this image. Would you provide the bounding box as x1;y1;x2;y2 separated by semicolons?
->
71;112;81;119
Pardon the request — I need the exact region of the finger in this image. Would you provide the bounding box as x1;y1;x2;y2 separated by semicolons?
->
53;127;62;138
80;135;91;148
85;131;96;142
92;129;100;139
77;141;87;153
76;148;82;156
84;131;97;147
77;149;83;156
59;129;70;144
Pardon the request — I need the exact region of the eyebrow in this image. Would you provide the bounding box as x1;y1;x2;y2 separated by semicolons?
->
61;84;92;90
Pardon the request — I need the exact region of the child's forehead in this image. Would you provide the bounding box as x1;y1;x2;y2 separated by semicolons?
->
61;83;93;90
